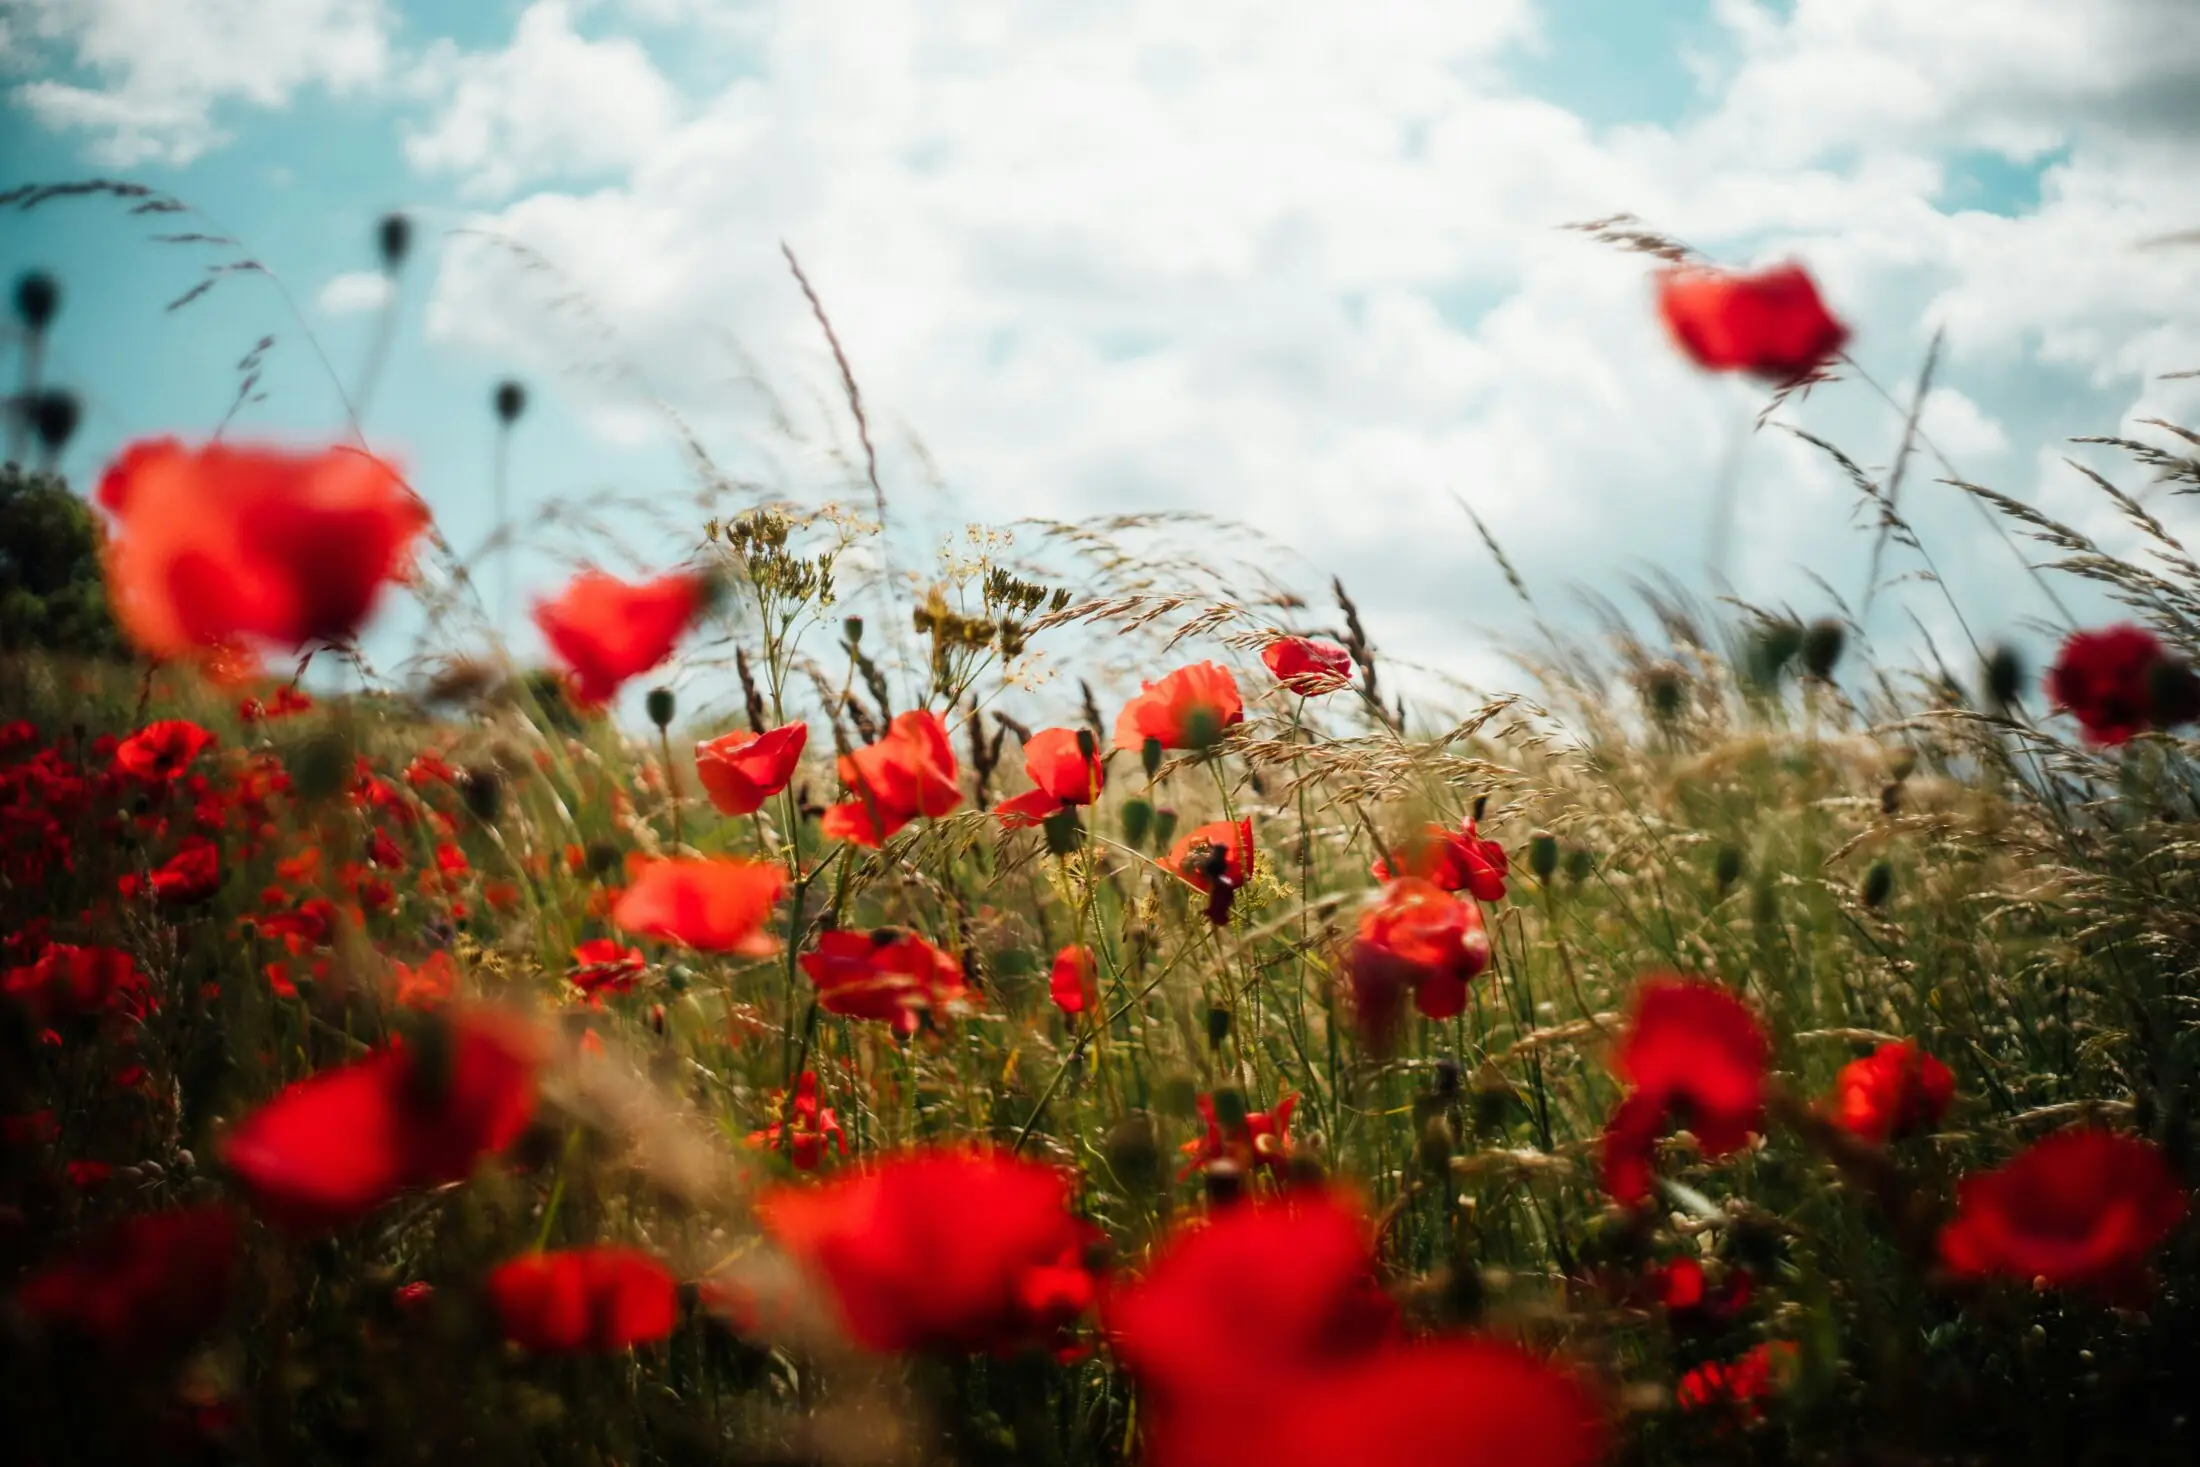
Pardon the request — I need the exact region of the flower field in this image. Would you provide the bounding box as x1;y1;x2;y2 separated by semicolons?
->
5;235;2200;1467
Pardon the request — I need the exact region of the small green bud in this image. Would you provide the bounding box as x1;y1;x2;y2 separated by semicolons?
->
1120;796;1154;847
1528;832;1559;882
646;687;676;729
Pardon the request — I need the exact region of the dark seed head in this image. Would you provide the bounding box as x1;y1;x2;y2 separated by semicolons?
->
27;389;80;455
376;213;413;273
1205;1003;1233;1048
493;379;527;425
13;270;59;333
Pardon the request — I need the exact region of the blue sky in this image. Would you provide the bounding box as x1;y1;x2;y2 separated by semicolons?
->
5;0;2199;707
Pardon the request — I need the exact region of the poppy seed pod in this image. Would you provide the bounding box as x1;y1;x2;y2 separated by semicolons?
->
13;270;59;332
1120;796;1154;847
376;213;412;273
842;615;863;645
493;379;527;425
1529;832;1559;882
645;687;676;730
1802;617;1847;680
27;389;80;455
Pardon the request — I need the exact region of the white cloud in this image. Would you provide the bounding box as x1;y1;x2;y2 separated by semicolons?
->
405;2;683;198
317;269;395;316
420;0;2200;678
8;0;392;165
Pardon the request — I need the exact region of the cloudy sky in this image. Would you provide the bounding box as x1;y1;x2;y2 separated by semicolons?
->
5;0;2200;704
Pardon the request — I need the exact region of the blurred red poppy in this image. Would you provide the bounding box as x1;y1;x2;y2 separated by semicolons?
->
3;942;146;1023
612;857;787;954
15;1205;238;1357
758;1146;1099;1353
1162;817;1255;925
487;1245;680;1353
696;721;808;816
113;719;215;784
800;928;971;1036
391;950;458;1011
1939;1128;2186;1291
1601;977;1768;1207
1373;818;1507;901
1179;1092;1296;1179
820;710;962;847
222;1007;540;1230
1261;637;1353;696
1831;1040;1954;1145
2046;624;2200;746
749;1069;846;1171
997;727;1106;828
533;569;707;706
1349;877;1492;1046
1656;263;1849;381
1107;1190;1395;1420
149;837;223;905
1049;944;1099;1016
569;938;646;1000
1677;1340;1797;1419
1114;661;1244;753
96;439;428;659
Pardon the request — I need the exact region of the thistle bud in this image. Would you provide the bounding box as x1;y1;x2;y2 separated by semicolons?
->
1528;832;1559;882
12;270;58;333
1801;617;1847;680
493;379;528;426
646;687;676;730
376;213;412;273
1120;796;1154;847
1141;736;1164;780
1861;859;1894;909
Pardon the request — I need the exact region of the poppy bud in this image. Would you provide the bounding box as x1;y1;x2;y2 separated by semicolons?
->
1103;1115;1163;1194
1042;808;1084;857
585;841;620;877
28;390;80;455
1202;1158;1245;1208
1563;846;1594;883
1801;617;1846;680
1983;644;2024;710
1141;736;1164;780
1861;859;1894;909
1416;1115;1455;1176
1157;1070;1199;1118
1210;1086;1248;1134
1641;662;1687;722
461;768;502;823
842;616;863;645
376;213;412;273
645;687;676;729
1151;807;1178;851
1205;1003;1233;1048
493;379;527;425
664;966;690;994
1528;832;1558;882
1713;843;1744;893
1748;621;1805;688
1120;796;1154;847
1075;727;1096;763
12;270;58;332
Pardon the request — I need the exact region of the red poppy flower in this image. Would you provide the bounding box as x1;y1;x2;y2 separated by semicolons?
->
3;943;146;1023
1106;1190;1396;1417
820;710;962;847
1831;1041;1954;1145
996;727;1107;828
1162;817;1255;925
1656;263;1850;381
1349;877;1492;1047
15;1205;239;1357
532;569;707;706
758;1146;1099;1353
1601;977;1768;1207
749;1069;846;1171
695;721;808;816
799;928;971;1036
486;1245;679;1353
149;836;223;905
222;1008;540;1231
1676;1340;1797;1419
611;857;787;954
1938;1128;2187;1291
239;685;313;722
1113;661;1245;753
1649;1255;1752;1330
1179;1092;1297;1180
96;438;428;659
391;950;458;1011
569;938;646;1000
1261;637;1353;696
1049;944;1099;1016
1372;819;1507;901
2046;623;2200;746
113;720;215;784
